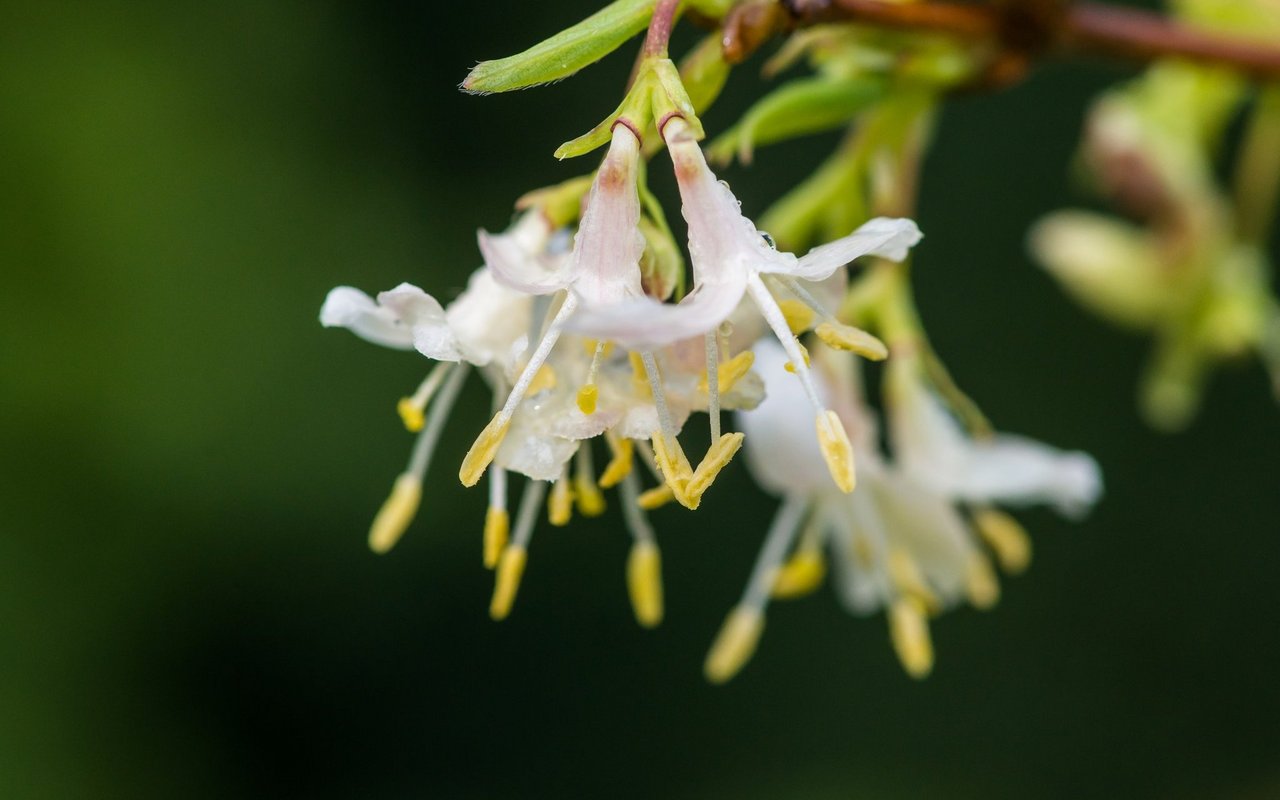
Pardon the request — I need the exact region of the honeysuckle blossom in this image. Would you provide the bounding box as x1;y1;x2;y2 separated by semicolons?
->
703;340;1103;683
570;115;923;496
885;357;1103;519
468;122;762;509
461;124;654;491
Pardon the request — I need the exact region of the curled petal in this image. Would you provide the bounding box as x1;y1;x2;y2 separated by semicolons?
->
568;274;749;349
320;285;415;350
478;227;573;296
784;217;923;281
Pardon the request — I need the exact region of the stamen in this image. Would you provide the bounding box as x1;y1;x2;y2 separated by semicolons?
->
697;351;756;394
773;513;826;599
548;468;574;526
396;362;454;433
973;508;1032;574
815;410;856;493
369;363;470;554
686;432;745;501
772;551;825;599
573;446;606;517
629;352;652;399
965;555;1001;610
704;607;764;685
576;385;598;415
460;293;579;487
889;596;934;679
368;473;422;555
621;473;663;628
650;430;696;509
490;479;546;620
526;364;558;395
484;467;509;569
577;340;607;415
705;332;722;442
778;298;815;334
642;351;697;508
705;495;808;683
598;433;634;488
637;484;675;510
887;548;939;612
815;322;888;361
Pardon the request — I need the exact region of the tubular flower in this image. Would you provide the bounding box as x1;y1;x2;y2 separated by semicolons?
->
703;340;1103;684
469;123;762;507
570;115;923;495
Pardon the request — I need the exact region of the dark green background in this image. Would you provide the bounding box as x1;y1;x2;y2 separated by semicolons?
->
2;1;1277;797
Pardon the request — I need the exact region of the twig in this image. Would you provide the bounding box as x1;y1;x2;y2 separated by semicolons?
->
764;0;1280;82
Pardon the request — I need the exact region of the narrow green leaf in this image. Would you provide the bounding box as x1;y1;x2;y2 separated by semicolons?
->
708;76;885;164
462;0;654;94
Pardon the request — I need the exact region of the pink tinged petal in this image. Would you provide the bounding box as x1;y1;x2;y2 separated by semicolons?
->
320;285;414;350
783;217;923;281
569;125;645;306
667;119;790;285
566;272;748;349
477;223;572;296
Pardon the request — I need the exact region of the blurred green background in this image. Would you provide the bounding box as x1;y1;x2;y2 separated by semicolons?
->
2;1;1278;797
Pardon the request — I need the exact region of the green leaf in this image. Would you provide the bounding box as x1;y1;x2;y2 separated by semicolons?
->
708;76;884;164
462;0;654;94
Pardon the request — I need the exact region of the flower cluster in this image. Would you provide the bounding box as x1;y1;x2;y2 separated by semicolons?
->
321;0;1109;681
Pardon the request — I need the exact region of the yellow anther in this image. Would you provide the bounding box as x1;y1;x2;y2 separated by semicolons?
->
965;556;1001;610
483;507;509;569
698;351;756;395
889;596;934;679
772;551;826;599
574;474;606;517
527;364;557;395
637;484;676;510
816;410;856;493
626;540;664;628
489;545;527;621
548;477;574;526
815;321;889;361
887;548;939;612
396;397;425;433
629;352;652;398
651;433;697;509
974;509;1032;574
598;436;634;489
704;606;765;684
686;432;745;501
583;338;614;357
459;416;510;487
368;472;421;554
778;299;816;334
576;384;598;415
783;342;811;373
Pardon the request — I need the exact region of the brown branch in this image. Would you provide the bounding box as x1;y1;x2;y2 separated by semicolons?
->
763;0;1280;83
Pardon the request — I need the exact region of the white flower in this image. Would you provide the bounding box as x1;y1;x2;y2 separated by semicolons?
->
566;115;922;497
703;339;1102;684
320;268;532;368
885;358;1103;519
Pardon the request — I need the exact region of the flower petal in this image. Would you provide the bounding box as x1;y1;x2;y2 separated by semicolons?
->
568;126;646;306
567;273;748;349
784;217;923;281
320;285;415;350
477;214;572;296
444;267;533;366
